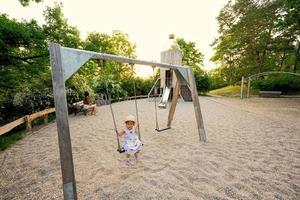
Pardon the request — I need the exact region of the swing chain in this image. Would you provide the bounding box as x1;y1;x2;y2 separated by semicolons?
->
100;60;122;152
129;63;141;140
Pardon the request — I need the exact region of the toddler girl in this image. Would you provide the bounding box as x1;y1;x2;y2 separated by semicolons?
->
117;115;143;165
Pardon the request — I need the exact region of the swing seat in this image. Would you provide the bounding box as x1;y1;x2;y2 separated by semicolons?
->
155;127;171;132
117;147;125;153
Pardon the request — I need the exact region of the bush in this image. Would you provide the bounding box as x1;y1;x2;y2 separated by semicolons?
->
94;76;153;100
94;78;127;100
0;85;85;125
13;87;54;113
130;78;153;96
192;68;211;93
194;73;211;93
251;74;300;94
207;67;229;90
0;87;55;125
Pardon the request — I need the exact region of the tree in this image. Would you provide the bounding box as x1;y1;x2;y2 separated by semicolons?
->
0;2;148;125
173;38;204;69
18;0;42;7
83;30;137;99
83;30;136;79
0;3;84;124
208;66;228;89
210;0;300;87
43;3;81;48
173;38;210;91
278;0;300;72
0;14;49;93
0;14;51;123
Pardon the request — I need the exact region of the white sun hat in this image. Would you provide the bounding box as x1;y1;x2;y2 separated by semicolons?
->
125;115;136;123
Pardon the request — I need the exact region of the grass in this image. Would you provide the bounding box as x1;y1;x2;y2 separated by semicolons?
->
0;113;56;151
0;129;25;151
208;85;259;97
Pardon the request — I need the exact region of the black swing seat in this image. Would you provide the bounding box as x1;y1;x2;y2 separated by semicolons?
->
155;127;171;132
117;143;144;153
117;147;125;153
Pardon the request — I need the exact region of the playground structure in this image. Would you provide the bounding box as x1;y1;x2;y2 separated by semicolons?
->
147;49;192;108
240;71;300;99
159;49;192;106
158;86;171;108
49;43;206;200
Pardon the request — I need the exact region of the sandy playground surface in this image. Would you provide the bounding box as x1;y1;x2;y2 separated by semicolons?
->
0;97;300;199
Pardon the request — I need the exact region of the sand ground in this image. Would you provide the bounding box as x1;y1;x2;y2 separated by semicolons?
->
0;97;299;200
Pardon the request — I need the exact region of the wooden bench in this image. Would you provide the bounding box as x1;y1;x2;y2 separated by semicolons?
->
72;101;88;116
259;91;282;98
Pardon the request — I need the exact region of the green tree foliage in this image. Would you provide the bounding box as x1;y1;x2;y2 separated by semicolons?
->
94;76;152;100
83;30;137;100
43;3;82;48
0;3;147;126
18;0;42;7
0;3;84;125
208;66;228;89
278;0;300;72
173;38;210;92
0;14;50;124
83;30;136;80
174;38;204;68
252;74;300;93
210;0;300;89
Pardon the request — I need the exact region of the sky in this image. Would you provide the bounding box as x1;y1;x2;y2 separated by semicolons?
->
0;0;229;78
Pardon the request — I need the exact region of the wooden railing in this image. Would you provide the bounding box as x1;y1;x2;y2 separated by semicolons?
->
110;95;150;103
0;108;55;136
114;94;161;101
0;95;156;136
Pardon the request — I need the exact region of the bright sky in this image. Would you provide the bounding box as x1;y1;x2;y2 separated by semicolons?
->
0;0;228;78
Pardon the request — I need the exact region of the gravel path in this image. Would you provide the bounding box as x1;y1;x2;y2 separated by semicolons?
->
1;97;299;200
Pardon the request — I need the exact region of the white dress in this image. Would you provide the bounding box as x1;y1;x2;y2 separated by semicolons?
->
123;128;143;153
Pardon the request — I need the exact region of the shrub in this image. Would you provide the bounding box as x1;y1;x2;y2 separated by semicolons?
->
251;74;300;94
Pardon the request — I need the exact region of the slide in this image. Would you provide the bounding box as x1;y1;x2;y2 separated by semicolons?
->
158;86;171;109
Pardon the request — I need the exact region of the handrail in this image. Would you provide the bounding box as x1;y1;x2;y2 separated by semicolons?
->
244;71;300;98
0;108;55;136
0;94;157;136
248;71;300;80
0;117;26;136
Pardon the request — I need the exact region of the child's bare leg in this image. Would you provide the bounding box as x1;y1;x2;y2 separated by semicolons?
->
134;150;140;161
92;105;96;115
126;154;132;165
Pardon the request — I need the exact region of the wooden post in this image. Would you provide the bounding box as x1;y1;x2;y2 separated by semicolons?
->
240;76;244;99
167;82;181;127
187;68;206;142
161;49;182;128
247;78;251;98
44;114;48;125
49;43;77;200
25;115;32;132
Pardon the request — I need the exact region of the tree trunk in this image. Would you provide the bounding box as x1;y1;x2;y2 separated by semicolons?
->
280;51;286;71
256;50;262;73
294;43;300;72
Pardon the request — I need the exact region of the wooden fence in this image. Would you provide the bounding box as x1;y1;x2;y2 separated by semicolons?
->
0;108;55;136
0;95;156;136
